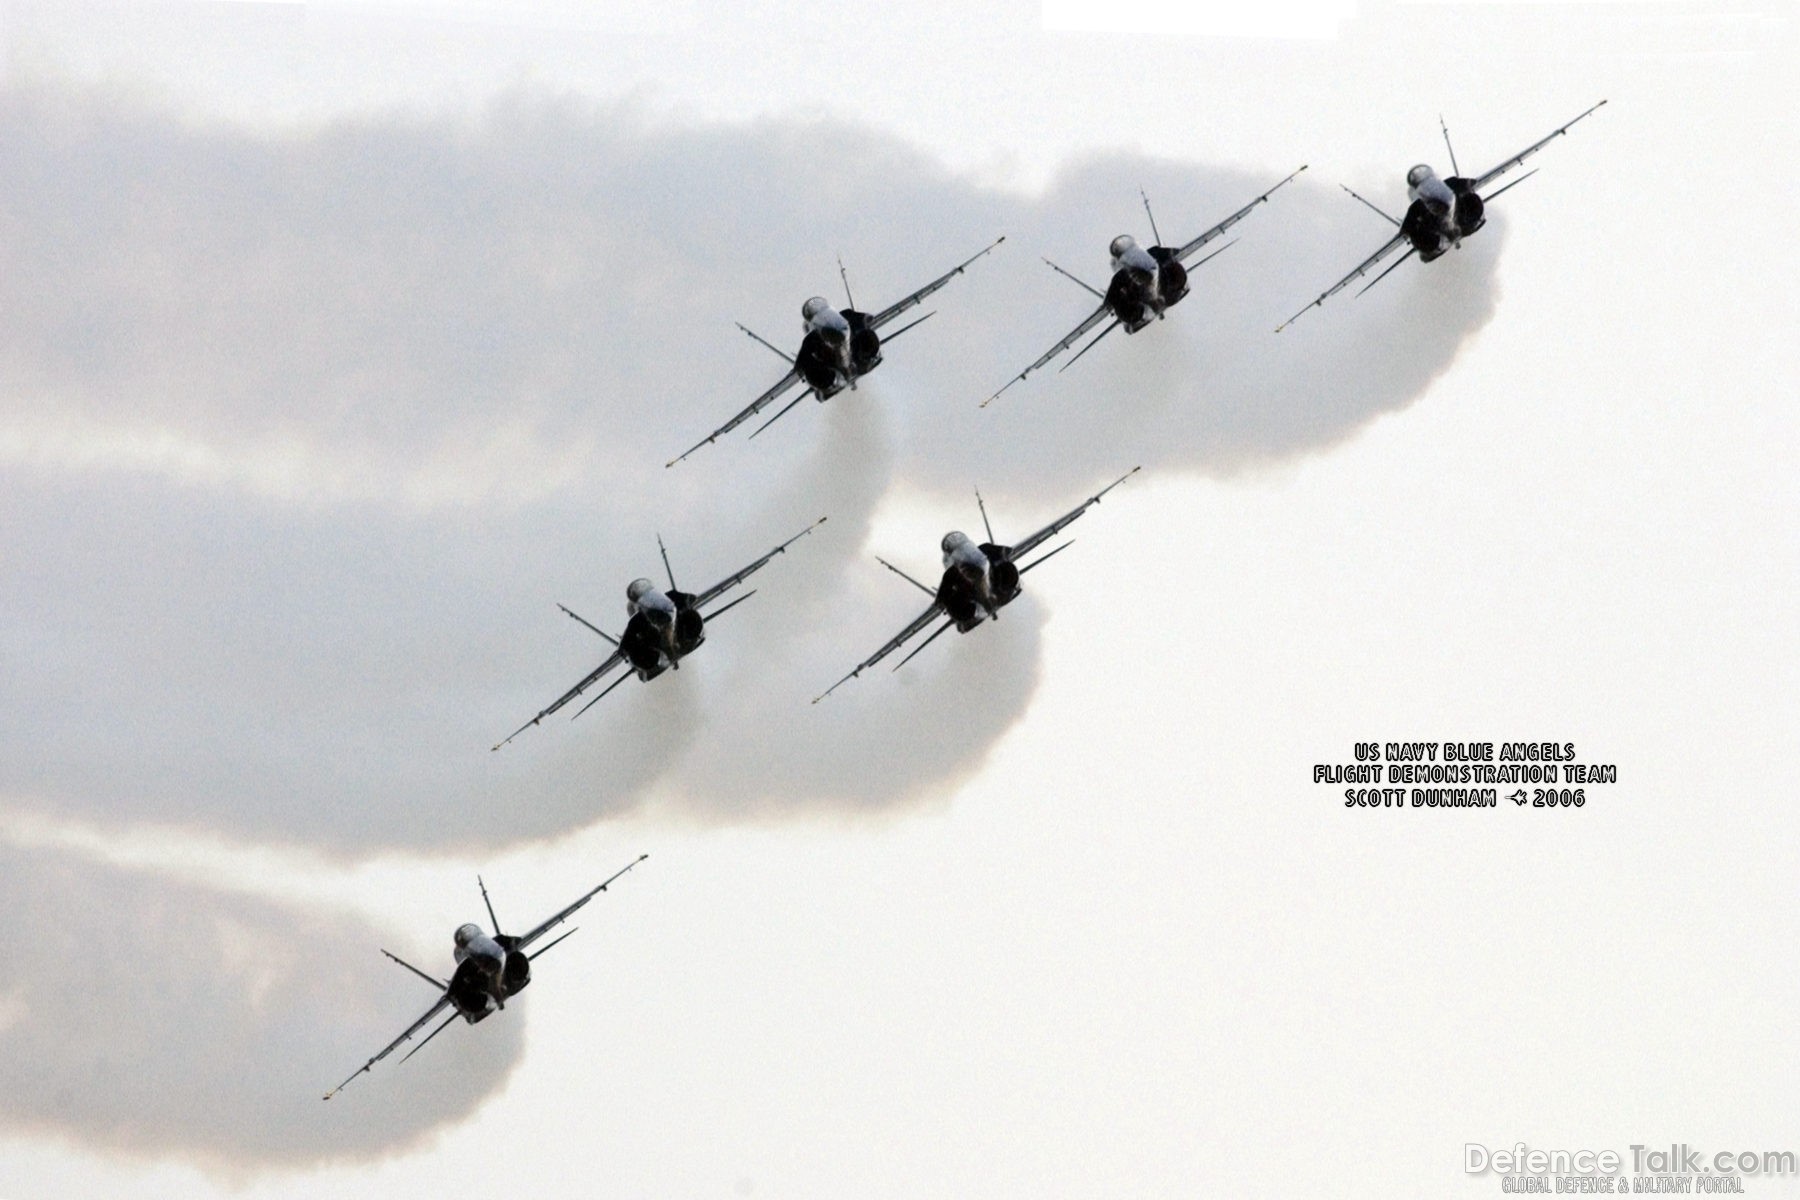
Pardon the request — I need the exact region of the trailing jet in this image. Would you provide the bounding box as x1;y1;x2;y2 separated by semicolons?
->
1276;100;1607;331
816;468;1140;700
983;169;1306;406
494;518;826;749
669;237;1006;464
324;854;647;1100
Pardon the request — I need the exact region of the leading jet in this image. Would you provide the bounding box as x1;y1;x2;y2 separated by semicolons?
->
494;518;826;749
669;237;1006;465
983;169;1306;406
323;854;647;1100
1276;100;1607;331
815;468;1140;700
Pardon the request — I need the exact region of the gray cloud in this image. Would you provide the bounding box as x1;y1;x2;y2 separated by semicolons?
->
0;85;1497;1166
0;842;523;1170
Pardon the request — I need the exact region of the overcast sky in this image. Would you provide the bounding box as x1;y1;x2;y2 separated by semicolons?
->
1;1;1795;1196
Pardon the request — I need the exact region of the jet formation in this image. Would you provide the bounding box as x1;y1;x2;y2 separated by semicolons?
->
326;101;1604;1100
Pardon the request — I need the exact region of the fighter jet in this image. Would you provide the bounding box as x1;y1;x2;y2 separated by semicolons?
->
494;518;826;749
1276;100;1607;331
323;854;646;1100
669;237;1006;464
983;170;1306;406
816;468;1140;700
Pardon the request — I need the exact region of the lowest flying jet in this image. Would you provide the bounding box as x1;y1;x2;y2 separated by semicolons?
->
670;237;1005;464
1276;100;1607;331
983;169;1306;406
816;468;1140;700
494;518;826;749
323;854;647;1099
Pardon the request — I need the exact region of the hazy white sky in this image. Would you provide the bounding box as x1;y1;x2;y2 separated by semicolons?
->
0;1;1795;1197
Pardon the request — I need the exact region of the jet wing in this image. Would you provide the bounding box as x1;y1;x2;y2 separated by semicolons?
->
982;301;1115;406
513;854;649;952
815;599;946;701
1007;467;1141;561
324;992;453;1100
492;650;629;750
691;517;827;610
1275;229;1411;332
868;236;1005;331
668;366;804;467
1171;165;1308;263
1468;100;1607;195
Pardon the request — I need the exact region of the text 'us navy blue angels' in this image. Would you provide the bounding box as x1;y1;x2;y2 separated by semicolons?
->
983;170;1305;406
323;855;646;1100
816;468;1140;701
493;519;826;749
668;238;1005;465
1276;100;1606;331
